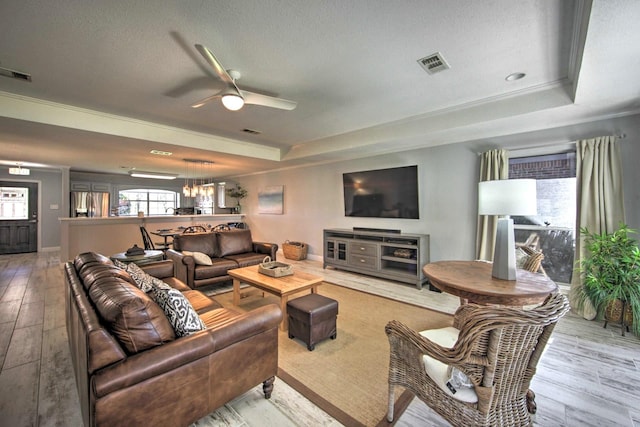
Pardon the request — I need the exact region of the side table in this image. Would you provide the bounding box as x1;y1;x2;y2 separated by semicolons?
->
423;260;557;306
110;250;164;266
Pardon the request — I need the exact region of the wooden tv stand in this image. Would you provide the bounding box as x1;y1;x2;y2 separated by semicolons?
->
323;228;430;289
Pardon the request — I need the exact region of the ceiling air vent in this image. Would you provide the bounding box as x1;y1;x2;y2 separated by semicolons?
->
417;52;450;75
0;66;32;82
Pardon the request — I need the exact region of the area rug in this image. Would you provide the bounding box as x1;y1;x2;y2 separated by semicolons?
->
200;281;249;296
213;283;453;427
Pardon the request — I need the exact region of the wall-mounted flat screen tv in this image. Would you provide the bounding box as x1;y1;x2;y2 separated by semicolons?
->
343;165;419;219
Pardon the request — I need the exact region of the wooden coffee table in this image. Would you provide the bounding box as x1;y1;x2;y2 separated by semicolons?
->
228;265;324;331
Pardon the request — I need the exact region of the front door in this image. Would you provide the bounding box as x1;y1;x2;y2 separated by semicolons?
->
0;181;38;254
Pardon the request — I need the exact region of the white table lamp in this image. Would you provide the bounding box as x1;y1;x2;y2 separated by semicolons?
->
478;179;537;280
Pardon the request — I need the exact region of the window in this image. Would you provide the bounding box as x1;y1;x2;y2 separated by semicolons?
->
509;152;576;284
118;189;179;216
0;187;29;219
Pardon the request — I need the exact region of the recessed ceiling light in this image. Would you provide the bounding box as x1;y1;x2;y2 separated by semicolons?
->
128;171;177;180
505;72;526;81
150;149;173;156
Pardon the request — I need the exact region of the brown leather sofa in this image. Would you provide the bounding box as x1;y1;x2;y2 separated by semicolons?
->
65;252;281;427
166;229;278;289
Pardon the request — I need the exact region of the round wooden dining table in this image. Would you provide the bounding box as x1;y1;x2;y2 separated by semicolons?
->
423;260;558;306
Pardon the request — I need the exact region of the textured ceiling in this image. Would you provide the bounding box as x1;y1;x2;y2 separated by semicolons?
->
0;0;639;179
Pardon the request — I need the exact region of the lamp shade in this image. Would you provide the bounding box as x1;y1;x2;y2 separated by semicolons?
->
478;179;537;216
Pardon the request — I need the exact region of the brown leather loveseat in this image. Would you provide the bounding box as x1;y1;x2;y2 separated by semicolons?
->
64;252;281;427
166;229;278;289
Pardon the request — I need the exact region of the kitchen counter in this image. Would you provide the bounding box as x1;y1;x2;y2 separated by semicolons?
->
59;214;244;262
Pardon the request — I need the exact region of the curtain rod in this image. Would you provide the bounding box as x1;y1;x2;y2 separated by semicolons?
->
477;133;626;156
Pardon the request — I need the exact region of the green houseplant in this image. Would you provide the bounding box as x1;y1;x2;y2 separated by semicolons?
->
577;224;640;336
226;184;248;213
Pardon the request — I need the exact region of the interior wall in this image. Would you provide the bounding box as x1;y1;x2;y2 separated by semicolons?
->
239;143;479;262
619;119;640;230
240;114;640;263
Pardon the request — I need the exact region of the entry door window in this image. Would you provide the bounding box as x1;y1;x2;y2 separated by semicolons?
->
0;187;29;219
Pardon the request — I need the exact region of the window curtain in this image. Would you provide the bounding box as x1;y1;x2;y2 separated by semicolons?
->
475;149;508;260
570;136;625;318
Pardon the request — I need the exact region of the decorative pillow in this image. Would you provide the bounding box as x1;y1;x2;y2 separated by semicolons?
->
115;261;157;293
182;251;213;266
151;281;206;336
420;326;477;403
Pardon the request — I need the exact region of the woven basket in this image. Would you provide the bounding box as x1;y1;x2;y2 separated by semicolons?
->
258;256;293;277
282;240;308;260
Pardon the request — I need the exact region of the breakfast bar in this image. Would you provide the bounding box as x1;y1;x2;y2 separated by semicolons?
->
59;213;244;262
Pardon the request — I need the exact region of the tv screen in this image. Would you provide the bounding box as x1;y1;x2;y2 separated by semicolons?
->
343;166;419;219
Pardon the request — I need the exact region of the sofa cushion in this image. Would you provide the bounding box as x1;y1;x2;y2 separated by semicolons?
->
150;281;206;336
194;258;238;280
224;252;270;268
182;290;223;313
89;277;175;354
217;229;253;257
173;233;217;258
74;252;114;276
199;307;245;328
80;264;137;291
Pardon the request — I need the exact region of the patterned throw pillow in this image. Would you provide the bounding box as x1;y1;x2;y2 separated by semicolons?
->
115;261;156;293
151;281;206;336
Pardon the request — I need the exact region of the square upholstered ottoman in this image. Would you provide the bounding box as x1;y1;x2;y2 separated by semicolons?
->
287;293;338;351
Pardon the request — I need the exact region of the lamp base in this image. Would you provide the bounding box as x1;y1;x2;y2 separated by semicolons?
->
492;218;516;281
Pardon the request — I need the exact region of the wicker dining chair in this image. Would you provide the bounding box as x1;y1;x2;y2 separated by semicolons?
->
385;292;569;426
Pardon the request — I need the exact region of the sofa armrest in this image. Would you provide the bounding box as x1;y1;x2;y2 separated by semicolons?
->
165;249;196;287
140;260;174;279
93;304;282;397
253;242;278;260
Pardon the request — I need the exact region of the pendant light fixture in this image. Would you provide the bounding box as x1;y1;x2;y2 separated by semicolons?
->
183;159;215;198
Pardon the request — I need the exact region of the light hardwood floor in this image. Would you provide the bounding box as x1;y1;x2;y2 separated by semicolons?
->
0;252;639;426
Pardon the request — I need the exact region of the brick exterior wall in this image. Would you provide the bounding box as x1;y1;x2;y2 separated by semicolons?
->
509;153;576;179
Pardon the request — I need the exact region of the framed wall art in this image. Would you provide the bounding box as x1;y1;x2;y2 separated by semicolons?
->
258;185;284;214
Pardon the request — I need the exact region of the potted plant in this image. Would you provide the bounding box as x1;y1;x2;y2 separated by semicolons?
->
226;184;248;213
576;223;640;336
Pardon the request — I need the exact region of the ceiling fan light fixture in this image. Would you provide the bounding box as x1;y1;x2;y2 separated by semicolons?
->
221;94;244;111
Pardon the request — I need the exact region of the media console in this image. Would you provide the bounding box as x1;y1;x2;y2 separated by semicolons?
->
323;228;430;289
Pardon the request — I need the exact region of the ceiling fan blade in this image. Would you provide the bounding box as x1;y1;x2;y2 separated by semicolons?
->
191;92;222;109
241;90;297;110
194;44;236;87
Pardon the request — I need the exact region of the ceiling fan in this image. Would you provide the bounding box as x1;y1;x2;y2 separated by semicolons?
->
191;44;297;112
